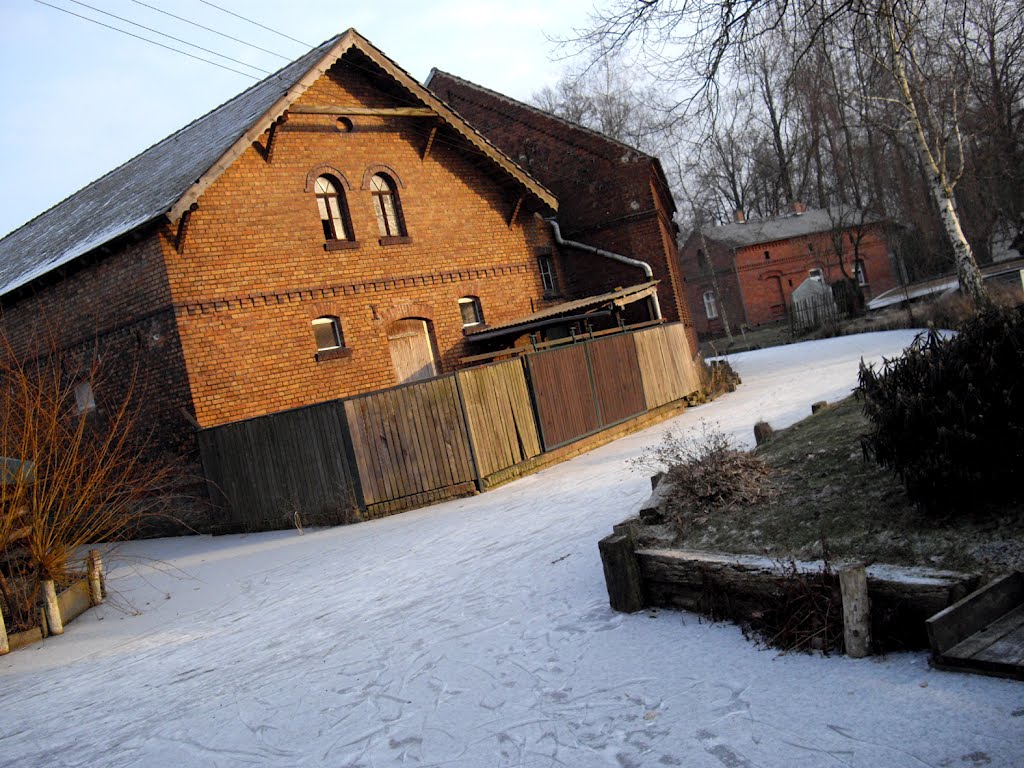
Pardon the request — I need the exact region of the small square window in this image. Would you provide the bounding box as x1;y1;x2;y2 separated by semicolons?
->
459;297;483;327
809;268;824;281
313;316;343;351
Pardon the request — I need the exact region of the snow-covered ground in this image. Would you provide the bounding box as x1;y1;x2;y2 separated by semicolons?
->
2;330;1020;768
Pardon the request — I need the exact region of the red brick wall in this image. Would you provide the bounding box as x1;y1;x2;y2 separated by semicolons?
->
164;60;561;427
427;73;698;351
680;224;897;334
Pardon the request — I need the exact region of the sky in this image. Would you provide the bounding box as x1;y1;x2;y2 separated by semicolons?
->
0;0;600;237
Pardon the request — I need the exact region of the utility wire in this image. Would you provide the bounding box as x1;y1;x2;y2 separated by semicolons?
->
199;0;312;48
34;0;260;79
60;0;272;74
128;0;291;61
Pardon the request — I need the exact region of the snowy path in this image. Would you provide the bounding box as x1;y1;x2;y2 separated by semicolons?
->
2;331;1020;767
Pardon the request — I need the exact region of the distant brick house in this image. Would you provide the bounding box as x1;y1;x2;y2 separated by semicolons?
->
679;206;898;337
0;30;697;485
424;70;698;354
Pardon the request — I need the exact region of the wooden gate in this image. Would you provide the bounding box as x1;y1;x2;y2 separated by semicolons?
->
526;344;600;450
343;376;476;514
586;333;646;427
633;324;700;408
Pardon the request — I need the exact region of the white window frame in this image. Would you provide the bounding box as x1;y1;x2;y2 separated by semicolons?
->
458;297;483;327
312;316;343;352
703;290;719;320
854;259;868;286
538;254;556;293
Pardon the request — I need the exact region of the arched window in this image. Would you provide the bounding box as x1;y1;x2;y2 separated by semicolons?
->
370;173;405;237
458;297;483;327
312;316;344;352
314;176;353;242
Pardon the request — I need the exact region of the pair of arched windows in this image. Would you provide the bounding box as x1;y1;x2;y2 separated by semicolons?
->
314;172;405;244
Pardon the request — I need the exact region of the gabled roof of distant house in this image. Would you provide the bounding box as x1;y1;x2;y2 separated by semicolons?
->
425;69;677;222
0;29;556;299
701;207;884;250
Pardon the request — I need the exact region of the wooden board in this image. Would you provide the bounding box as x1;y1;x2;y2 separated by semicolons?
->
586;334;646;427
633;324;699;408
198;402;362;530
457;358;541;478
343;376;475;506
526;344;600;450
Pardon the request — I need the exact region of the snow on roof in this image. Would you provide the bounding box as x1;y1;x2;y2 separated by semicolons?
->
0;35;342;298
704;207;883;249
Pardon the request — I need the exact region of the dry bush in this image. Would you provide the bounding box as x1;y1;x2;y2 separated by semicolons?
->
633;421;780;531
0;332;176;631
744;558;844;654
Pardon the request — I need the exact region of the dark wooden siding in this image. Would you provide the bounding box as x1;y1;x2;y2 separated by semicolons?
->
198;401;361;530
527;344;600;450
587;333;646;426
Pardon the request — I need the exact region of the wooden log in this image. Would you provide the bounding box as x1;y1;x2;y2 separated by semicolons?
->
650;472;664;490
88;549;104;605
0;601;8;655
42;580;63;636
811;400;829;414
598;533;644;613
840;566;872;658
927;572;1023;656
753;421;774;445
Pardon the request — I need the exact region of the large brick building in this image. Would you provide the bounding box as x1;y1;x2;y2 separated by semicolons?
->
679;206;898;337
0;31;696;494
424;70;698;353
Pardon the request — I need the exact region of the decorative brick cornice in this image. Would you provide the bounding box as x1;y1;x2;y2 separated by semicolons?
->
379;301;435;325
360;163;405;189
305;165;353;192
172;263;532;316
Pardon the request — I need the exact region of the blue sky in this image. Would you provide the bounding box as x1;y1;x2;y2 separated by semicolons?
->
0;0;598;236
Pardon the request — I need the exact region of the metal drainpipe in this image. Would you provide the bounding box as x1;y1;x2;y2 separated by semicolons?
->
546;218;662;321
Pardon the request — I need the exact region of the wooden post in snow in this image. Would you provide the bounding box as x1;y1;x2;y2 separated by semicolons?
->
840;566;871;658
42;579;63;636
87;550;104;605
599;532;644;613
0;602;9;654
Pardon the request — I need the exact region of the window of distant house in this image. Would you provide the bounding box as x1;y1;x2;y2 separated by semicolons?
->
764;250;771;261
538;254;557;293
313;316;344;352
459;297;484;327
314;176;353;244
854;259;868;286
703;291;719;320
809;267;824;281
697;249;708;272
370;173;406;238
74;381;96;414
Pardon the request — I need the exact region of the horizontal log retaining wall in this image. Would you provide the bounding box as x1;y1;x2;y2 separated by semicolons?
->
599;532;980;651
200;322;703;530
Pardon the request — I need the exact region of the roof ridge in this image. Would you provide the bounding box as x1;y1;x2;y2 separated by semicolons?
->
426;69;655;161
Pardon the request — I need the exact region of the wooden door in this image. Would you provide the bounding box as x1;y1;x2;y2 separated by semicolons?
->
388;318;438;384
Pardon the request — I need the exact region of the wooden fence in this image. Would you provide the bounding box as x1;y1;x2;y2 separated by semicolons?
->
198;321;702;528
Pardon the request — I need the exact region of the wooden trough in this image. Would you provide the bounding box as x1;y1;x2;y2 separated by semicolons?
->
926;571;1024;680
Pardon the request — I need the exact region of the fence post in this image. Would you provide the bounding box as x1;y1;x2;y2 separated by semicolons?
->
0;602;8;654
453;370;485;492
42;580;63;636
87;550;104;605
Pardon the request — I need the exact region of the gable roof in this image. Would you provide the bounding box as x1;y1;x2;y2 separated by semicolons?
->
701;207;883;250
0;29;556;299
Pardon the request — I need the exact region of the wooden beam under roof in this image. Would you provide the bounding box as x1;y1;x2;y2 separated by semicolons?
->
288;106;435;117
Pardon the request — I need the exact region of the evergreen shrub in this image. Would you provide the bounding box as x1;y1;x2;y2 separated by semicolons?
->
856;307;1024;515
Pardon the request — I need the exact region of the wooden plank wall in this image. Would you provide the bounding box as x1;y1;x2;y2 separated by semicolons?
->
198;402;361;529
633;325;700;408
527;344;600;450
587;333;647;427
456;359;542;479
343;376;476;507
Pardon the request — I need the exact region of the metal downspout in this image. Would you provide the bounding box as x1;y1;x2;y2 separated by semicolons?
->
546;218;663;321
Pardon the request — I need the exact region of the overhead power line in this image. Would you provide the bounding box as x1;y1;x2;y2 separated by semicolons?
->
61;0;272;74
34;0;260;79
199;1;312;49
128;0;291;61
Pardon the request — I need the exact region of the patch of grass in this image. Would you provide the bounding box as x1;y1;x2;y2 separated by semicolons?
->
656;396;1024;575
